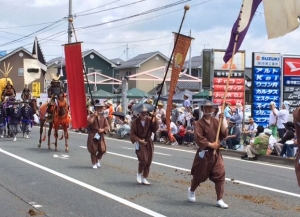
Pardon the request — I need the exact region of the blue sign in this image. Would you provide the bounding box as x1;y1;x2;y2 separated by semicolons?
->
254;89;280;95
253;102;279;110
283;76;300;86
252;65;281;128
253;81;280;88
254;67;281;75
253;75;280;81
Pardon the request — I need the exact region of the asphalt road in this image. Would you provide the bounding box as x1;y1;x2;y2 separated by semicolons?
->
0;127;299;217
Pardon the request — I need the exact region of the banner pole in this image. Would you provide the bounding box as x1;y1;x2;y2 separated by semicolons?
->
143;5;190;142
214;1;244;154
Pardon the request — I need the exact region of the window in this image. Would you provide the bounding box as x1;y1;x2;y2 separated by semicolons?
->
126;71;131;76
88;68;102;73
18;68;24;76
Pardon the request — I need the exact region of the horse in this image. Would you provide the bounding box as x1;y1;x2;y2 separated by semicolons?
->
53;94;71;152
38;98;56;150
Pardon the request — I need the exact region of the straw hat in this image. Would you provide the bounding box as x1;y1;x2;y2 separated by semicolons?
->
106;100;113;105
236;103;243;108
178;107;185;113
157;101;163;107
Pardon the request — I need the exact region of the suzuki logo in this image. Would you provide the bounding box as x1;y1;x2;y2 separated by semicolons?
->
286;61;300;72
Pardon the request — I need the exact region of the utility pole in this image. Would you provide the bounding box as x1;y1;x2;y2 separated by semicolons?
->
68;0;73;43
126;44;129;60
188;29;192;75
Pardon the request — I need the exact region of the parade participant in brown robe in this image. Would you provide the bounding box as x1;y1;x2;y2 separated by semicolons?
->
293;106;300;187
130;108;158;185
87;102;109;169
188;100;229;208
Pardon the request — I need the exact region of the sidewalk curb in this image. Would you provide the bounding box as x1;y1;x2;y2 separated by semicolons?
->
219;149;295;167
107;134;295;167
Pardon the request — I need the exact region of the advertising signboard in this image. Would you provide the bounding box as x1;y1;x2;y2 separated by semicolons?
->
212;50;245;106
282;55;300;113
251;53;281;127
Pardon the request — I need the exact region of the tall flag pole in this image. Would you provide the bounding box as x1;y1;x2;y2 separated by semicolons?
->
215;0;249;153
166;33;192;141
143;5;190;143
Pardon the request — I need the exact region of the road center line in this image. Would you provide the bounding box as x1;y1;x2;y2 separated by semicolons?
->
80;146;300;198
58;130;294;170
0;148;167;217
105;137;294;170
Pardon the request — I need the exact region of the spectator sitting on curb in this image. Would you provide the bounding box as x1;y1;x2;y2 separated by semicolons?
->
224;118;241;150
241;126;269;161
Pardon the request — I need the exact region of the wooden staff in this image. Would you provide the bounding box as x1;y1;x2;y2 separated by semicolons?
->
143;5;190;142
214;2;244;153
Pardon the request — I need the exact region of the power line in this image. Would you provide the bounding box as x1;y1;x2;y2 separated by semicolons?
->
76;0;191;30
0;20;63;29
74;0;120;15
0;19;65;47
75;0;146;17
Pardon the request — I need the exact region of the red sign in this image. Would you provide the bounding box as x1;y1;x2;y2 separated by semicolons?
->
213;99;244;106
213;92;244;99
213;78;244;85
283;57;300;76
214;85;245;91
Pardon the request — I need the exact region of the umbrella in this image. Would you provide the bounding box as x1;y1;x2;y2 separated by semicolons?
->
132;102;155;113
112;111;125;118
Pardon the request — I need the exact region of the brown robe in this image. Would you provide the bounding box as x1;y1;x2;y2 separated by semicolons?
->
191;117;227;200
293;108;300;187
87;114;109;165
130;116;158;178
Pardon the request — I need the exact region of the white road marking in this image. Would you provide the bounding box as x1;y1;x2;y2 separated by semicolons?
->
122;147;134;150
53;154;69;160
0;148;166;217
121;147;171;156
80;146;300;198
34;128;294;170
33;205;43;208
153;152;171;156
104;138;294;170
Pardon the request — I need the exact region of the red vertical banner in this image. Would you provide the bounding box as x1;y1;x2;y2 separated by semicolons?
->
64;42;87;129
166;33;192;135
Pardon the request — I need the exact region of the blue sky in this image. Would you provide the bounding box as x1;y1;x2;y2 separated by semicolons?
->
0;0;299;67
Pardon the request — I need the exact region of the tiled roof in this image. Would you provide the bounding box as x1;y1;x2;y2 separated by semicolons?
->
183;55;202;69
176;74;200;91
110;58;125;66
117;51;168;69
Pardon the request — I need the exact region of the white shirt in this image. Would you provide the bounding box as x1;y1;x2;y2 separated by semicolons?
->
268;135;277;149
268;108;278;126
277;109;289;129
170;122;177;134
178;113;185;123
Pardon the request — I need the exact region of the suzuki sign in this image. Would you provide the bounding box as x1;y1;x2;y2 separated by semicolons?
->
253;53;281;67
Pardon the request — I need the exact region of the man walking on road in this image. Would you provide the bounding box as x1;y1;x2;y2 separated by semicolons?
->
188;100;229;208
87;102;109;169
130;104;158;185
293;105;300;187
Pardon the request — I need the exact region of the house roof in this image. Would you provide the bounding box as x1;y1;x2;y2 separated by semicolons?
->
82;49;117;67
176;73;200;91
47;56;65;67
245;67;252;80
183;55;202;69
117;51;169;69
0;47;33;62
110;58;125;66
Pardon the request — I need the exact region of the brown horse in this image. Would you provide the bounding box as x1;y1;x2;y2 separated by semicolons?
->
53;95;71;152
38;99;55;150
